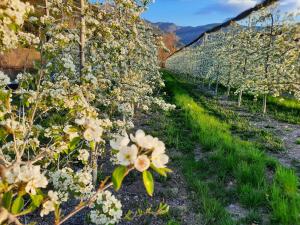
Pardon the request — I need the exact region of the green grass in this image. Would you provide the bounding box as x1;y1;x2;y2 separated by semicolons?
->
241;96;300;125
191;77;300;124
169;74;284;152
161;70;300;225
166;219;181;225
295;138;300;145
188;87;284;152
167;76;285;153
223;89;300;125
268;96;300;111
161;111;236;225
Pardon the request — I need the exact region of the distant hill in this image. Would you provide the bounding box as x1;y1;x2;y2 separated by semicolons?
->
151;22;220;45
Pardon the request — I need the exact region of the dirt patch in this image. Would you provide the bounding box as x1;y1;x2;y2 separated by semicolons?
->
194;145;203;162
226;203;248;221
218;98;300;170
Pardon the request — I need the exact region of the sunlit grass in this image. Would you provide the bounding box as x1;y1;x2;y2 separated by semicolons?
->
268;96;300;111
162;70;300;225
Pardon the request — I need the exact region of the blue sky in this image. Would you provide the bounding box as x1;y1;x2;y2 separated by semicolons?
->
142;0;300;26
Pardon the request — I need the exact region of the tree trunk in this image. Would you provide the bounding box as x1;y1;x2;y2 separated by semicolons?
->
239;58;247;107
226;86;231;97
208;80;212;90
215;79;219;95
262;94;267;114
238;90;243;107
226;65;232;98
263;14;273;114
80;0;86;78
202;79;205;88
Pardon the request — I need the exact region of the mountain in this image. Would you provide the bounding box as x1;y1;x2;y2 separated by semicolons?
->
152;22;220;45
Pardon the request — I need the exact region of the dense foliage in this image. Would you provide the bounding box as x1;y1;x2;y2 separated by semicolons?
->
0;0;174;224
166;5;300;113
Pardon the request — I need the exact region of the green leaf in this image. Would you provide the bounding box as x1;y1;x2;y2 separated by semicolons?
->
30;194;44;207
17;204;37;216
8;23;19;32
2;191;12;209
111;149;119;155
143;170;154;196
11;196;24;214
24;99;30;107
28;222;37;225
112;166;127;191
53;152;59;160
150;164;172;177
0;128;8;141
90;141;96;150
124;210;133;221
68;137;81;151
157;203;170;215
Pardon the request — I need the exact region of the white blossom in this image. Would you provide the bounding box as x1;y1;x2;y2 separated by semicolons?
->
134;155;150;172
78;149;89;162
89;191;122;225
116;144;138;166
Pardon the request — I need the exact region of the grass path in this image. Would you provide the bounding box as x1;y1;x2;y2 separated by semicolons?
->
183;77;300;176
161;70;300;225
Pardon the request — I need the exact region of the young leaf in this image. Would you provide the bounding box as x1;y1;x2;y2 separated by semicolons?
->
157;203;170;215
150;164;172;177
112;166;127;191
17;204;37;216
143;170;154;196
90;141;96;150
11;196;24;214
2;191;12;209
30;194;44;207
124;210;133;221
68;137;81;151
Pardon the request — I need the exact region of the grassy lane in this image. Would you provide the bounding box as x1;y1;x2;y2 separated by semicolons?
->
236;95;300;125
161;70;300;225
177;81;285;153
206;81;300;124
153;99;235;224
186;77;300;124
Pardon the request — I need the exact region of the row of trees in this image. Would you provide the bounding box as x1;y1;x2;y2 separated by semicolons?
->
166;5;300;113
0;0;173;224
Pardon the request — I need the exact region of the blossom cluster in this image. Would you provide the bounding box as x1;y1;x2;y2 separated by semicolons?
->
111;130;169;171
89;191;122;225
0;71;10;87
166;6;300;107
40;191;59;217
49;167;94;203
0;0;171;224
75;118;104;143
5;164;48;195
0;0;36;52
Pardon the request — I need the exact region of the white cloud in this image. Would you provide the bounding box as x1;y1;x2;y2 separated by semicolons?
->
225;0;258;9
280;0;300;7
196;0;260;15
